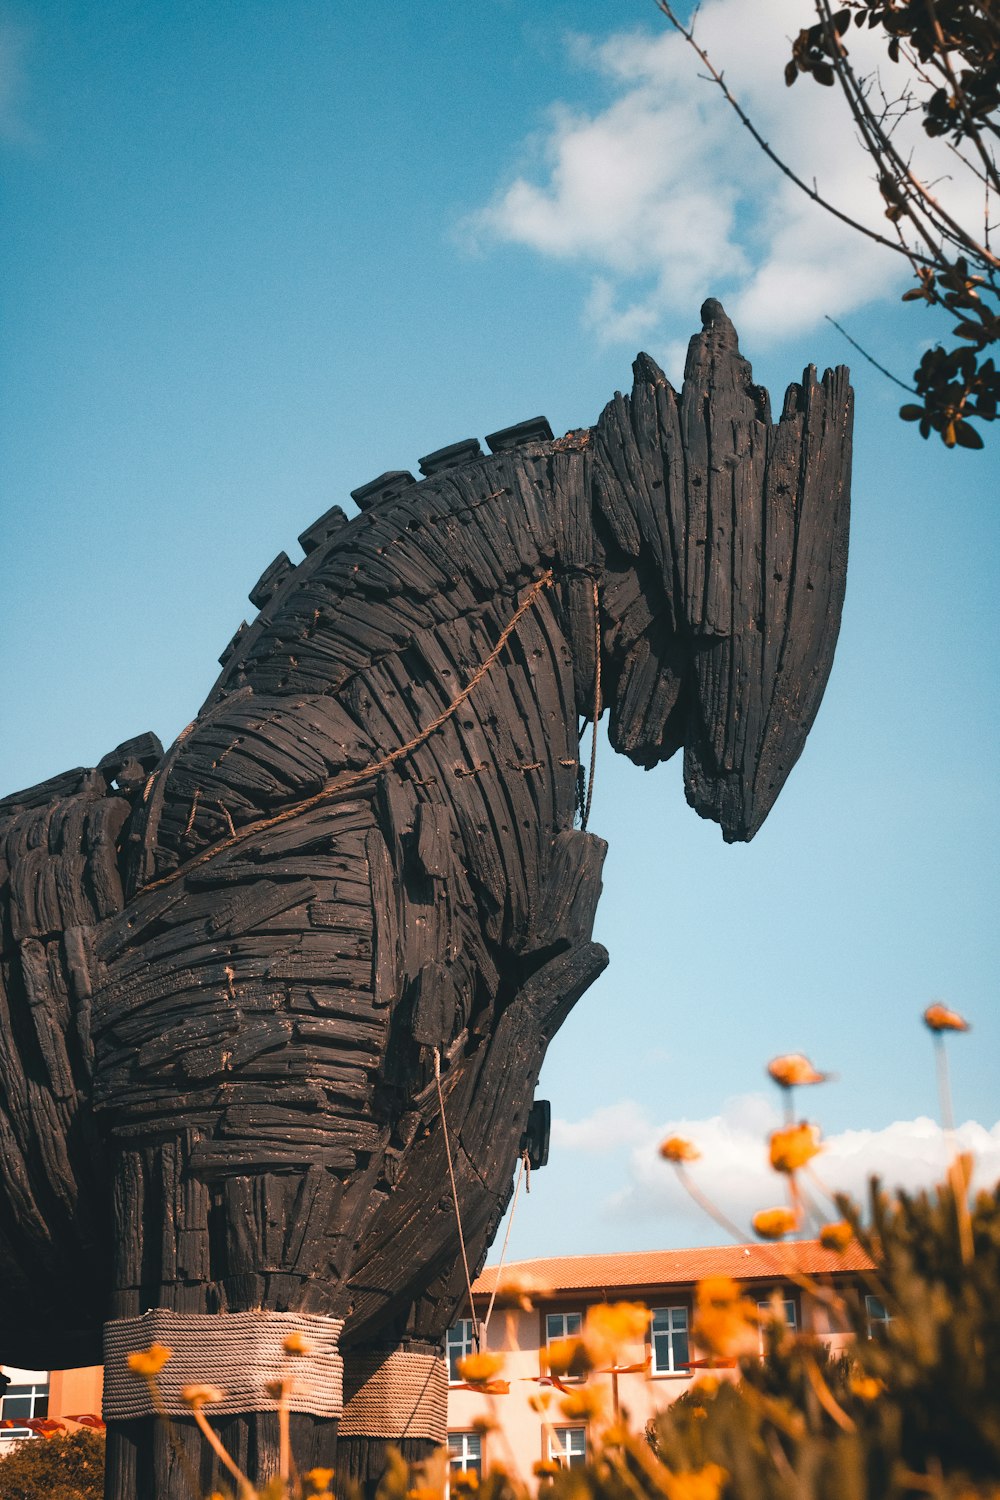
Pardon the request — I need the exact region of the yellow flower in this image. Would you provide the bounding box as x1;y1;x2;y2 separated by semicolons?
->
126;1343;172;1377
691;1375;720;1398
451;1473;479;1492
529;1390;553;1413
659;1136;701;1163
819;1220;853;1252
560;1386;607;1422
472;1415;497;1435
769;1122;821;1174
180;1384;224;1408
305;1469;336;1492
283;1331;312;1356
492;1271;554;1311
455;1351;504;1385
923;1003;970;1033
850;1374;885;1401
265;1378;289;1400
582;1301;649;1366
544;1336;592;1378
533;1460;561;1479
752;1207;798;1240
693;1278;759;1360
663;1462;729;1500
767;1054;828;1087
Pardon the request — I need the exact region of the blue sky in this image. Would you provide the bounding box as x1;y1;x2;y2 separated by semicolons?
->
2;1;997;1261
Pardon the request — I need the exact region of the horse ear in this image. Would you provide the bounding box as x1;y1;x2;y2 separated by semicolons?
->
678;305;852;842
631;351;669;390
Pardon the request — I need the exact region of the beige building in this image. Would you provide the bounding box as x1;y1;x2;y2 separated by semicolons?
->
3;1238;879;1480
0;1364;103;1443
447;1240;876;1484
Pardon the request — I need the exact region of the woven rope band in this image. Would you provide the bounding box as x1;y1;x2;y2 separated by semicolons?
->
103;1309;345;1420
339;1349;448;1441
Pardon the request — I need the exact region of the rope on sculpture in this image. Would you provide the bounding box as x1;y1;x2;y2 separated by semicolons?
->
102;1310;345;1420
143;569;555;895
433;1047;479;1345
339;1348;448;1441
581;576;602;832
480;1150;528;1341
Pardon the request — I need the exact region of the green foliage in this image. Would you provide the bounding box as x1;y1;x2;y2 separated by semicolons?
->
0;1429;105;1500
784;1;999;449
647;1178;1000;1498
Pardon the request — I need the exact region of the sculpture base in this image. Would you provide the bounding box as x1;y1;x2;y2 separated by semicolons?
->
335;1435;440;1500
105;1411;339;1499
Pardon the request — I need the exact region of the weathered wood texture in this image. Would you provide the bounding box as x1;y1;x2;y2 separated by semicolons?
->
0;302;851;1496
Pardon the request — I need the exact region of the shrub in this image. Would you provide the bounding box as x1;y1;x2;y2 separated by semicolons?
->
0;1428;105;1500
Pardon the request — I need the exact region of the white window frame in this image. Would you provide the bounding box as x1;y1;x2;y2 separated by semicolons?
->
0;1370;50;1441
448;1430;483;1476
757;1294;798;1354
865;1294;892;1335
650;1305;690;1374
446;1320;478;1383
544;1310;584;1381
549;1425;587;1469
545;1310;583;1344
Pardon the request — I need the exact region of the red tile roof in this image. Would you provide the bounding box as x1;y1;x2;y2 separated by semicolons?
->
473;1240;873;1296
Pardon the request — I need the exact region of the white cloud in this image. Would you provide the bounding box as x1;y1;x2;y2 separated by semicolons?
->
0;18;35;148
554;1094;1000;1238
469;3;981;346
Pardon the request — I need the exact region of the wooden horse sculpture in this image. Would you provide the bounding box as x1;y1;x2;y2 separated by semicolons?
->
0;302;851;1497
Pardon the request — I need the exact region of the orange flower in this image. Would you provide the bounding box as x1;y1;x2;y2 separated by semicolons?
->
819;1220;853;1252
659;1136;701;1163
304;1469;335;1493
769;1122;821;1173
455;1351;505;1385
850;1374;885;1401
923;1003;970;1033
492;1271;554;1311
767;1054;828;1088
560;1386;607;1421
752;1207;798;1240
693;1277;759;1360
283;1331;312;1356
528;1390;553;1413
533;1460;561;1479
126;1343;172;1378
662;1462;729;1500
180;1384;224;1408
582;1301;649;1366
451;1473;479;1493
544;1335;592;1378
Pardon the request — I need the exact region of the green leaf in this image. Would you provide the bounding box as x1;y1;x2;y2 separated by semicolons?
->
954;419;984;449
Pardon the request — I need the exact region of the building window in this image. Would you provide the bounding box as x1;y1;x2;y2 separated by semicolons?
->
651;1306;689;1374
446;1321;478;1383
545;1311;583;1344
0;1372;49;1441
757;1295;797;1353
865;1295;892;1335
448;1431;483;1477
550;1426;587;1469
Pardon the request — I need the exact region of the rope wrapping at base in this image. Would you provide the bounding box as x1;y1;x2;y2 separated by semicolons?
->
103;1309;345;1420
339;1348;448;1442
